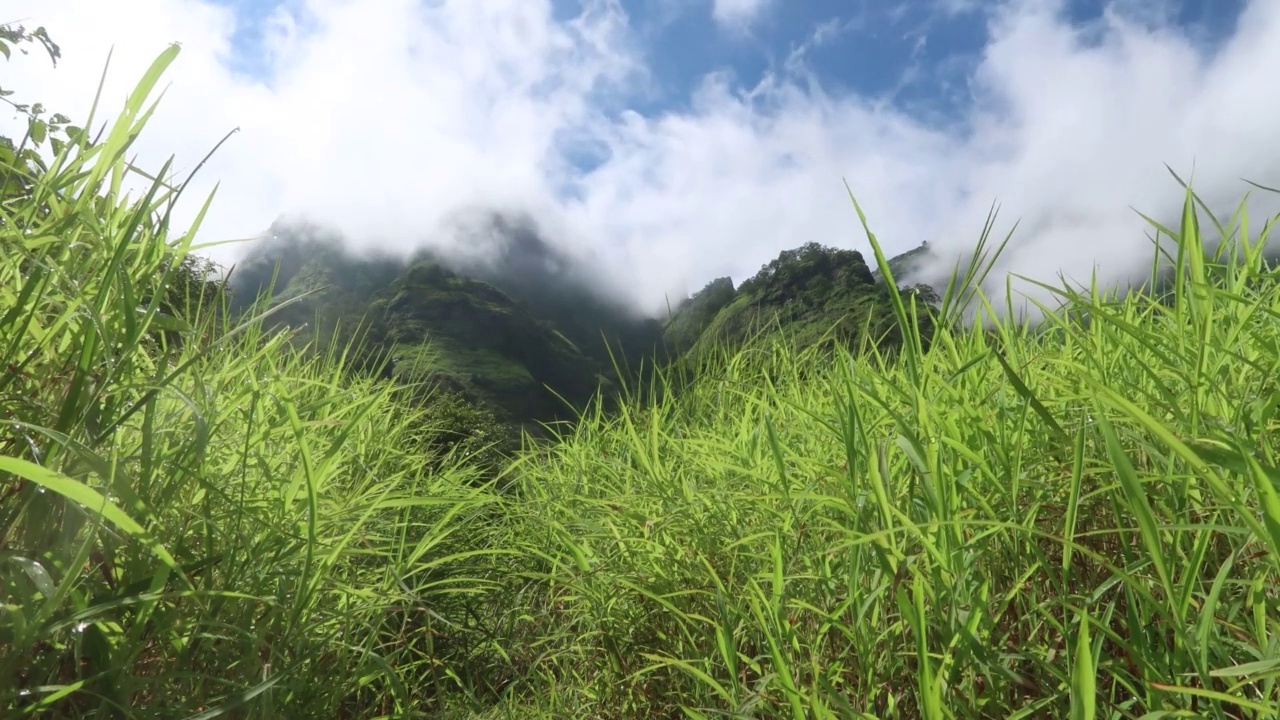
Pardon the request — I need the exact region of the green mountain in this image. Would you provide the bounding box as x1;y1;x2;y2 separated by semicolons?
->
371;261;607;426
662;241;937;360
660;276;736;353
438;214;666;374
227;224;658;433
872;240;935;281
230;226;938;433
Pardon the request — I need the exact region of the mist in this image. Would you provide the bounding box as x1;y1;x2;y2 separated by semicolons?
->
3;0;1279;318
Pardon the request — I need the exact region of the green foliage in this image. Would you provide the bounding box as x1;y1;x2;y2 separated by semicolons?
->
405;386;520;477
0;43;503;717
682;241;932;361
737;240;875;299
0;24;61;67
9;28;1280;720
661;276;736;353
477;183;1280;718
0;24;75;201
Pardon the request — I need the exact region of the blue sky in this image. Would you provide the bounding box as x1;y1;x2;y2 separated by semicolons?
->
3;0;1275;314
622;0;1245;126
617;0;989;122
214;0;1245;123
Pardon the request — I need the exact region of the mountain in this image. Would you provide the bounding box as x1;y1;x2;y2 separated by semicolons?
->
437;213;666;373
228;225;939;433
659;276;736;354
227;223;657;433
662;241;937;360
872;240;935;282
370;261;607;426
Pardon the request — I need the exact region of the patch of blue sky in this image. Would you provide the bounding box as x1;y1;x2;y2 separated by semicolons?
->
202;0;275;79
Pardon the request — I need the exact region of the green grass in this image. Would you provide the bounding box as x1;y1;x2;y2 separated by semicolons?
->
0;45;505;717
4;41;1280;719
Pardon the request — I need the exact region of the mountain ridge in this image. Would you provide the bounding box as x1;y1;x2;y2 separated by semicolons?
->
228;222;939;431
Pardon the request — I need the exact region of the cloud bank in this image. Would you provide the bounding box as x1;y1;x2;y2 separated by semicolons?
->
2;0;1278;316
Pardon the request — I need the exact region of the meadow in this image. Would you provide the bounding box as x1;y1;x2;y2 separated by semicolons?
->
3;41;1279;719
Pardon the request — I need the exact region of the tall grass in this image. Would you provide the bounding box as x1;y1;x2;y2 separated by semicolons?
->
478;185;1280;718
0;45;505;717
5;39;1280;720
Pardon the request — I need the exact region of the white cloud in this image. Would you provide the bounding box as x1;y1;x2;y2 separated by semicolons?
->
711;0;775;29
2;0;1279;317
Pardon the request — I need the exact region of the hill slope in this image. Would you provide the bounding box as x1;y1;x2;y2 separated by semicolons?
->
229;228;625;429
230;227;942;429
372;261;607;425
664;241;938;360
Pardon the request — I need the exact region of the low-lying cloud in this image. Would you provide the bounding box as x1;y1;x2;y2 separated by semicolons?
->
3;0;1278;317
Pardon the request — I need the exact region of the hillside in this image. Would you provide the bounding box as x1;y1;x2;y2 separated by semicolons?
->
872;239;935;281
438;213;667;373
372;261;605;425
664;241;937;360
660;275;736;353
230;227;936;430
228;226;644;430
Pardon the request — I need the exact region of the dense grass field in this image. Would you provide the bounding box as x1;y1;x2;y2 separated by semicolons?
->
4;42;1280;719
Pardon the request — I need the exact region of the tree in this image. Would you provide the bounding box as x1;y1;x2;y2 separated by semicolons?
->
1;24;76;219
737;242;874;301
1;24;68;148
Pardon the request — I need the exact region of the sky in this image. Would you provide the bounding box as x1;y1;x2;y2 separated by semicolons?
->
2;0;1277;316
